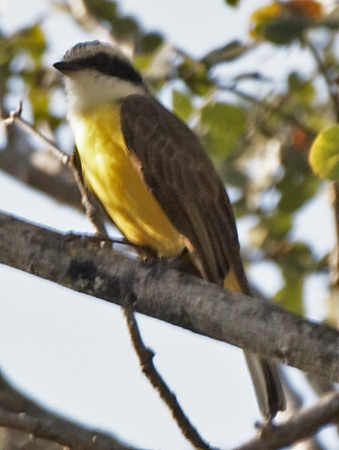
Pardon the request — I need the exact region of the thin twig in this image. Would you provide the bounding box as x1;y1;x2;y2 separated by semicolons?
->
330;182;339;289
217;82;316;140
68;153;107;235
2;103;106;235
305;37;339;122
122;296;212;450
2;102;70;165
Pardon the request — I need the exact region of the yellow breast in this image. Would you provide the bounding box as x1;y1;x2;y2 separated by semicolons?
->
70;103;185;257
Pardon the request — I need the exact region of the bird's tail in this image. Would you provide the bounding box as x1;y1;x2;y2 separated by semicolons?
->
244;351;286;420
224;268;286;420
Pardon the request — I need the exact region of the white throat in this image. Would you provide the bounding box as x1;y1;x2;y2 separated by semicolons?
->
64;69;146;115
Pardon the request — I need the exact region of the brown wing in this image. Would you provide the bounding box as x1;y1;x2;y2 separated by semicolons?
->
121;94;249;290
121;94;285;420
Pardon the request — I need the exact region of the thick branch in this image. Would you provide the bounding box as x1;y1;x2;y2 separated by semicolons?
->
1;211;339;383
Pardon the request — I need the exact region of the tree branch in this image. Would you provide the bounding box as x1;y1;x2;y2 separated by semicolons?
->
1;211;339;382
0;371;135;450
233;390;339;450
0;121;81;210
122;300;211;450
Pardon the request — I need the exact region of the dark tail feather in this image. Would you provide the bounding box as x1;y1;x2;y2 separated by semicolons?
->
244;352;286;421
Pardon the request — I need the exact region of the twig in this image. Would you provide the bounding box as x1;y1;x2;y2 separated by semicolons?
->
2;102;70;165
123;296;211;450
68;152;107;235
67;0;132;54
2;103;106;234
217;82;316;140
332;182;339;289
305;37;339;122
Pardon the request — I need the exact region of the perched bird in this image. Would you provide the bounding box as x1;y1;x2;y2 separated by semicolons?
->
54;40;285;420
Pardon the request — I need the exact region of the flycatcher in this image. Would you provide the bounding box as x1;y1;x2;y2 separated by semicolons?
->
54;40;285;420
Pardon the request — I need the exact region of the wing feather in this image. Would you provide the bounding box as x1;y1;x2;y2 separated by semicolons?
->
121;94;245;286
120;94;285;419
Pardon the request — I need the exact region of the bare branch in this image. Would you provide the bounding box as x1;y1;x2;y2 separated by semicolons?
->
0;371;135;450
123;299;211;450
0;109;81;210
67;0;127;51
330;182;339;291
233;390;339;450
1;211;339;383
305;38;339;123
2;102;70;165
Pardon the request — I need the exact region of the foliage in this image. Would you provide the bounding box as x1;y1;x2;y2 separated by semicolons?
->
1;0;338;327
309;126;339;181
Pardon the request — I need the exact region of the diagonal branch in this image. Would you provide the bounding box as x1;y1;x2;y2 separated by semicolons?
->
1;211;339;382
233;390;339;450
0;371;135;450
123;299;211;450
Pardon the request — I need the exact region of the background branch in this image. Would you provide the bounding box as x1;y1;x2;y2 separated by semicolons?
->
0;371;135;450
0;123;81;209
233;390;339;450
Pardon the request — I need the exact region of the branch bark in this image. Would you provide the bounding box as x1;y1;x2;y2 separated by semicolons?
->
0;371;135;450
234;390;339;450
1;211;339;383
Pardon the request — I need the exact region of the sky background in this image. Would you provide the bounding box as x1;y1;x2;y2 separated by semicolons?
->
0;0;337;449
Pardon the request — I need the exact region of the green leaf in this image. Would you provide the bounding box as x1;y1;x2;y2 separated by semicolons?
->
201;40;253;67
260;17;315;45
12;24;46;63
224;0;240;6
200;102;246;158
277;172;318;213
141;32;164;53
263;212;293;240
172;90;193;122
85;0;139;39
309;126;339;181
274;273;304;315
276;144;318;213
178;59;211;96
288;72;315;106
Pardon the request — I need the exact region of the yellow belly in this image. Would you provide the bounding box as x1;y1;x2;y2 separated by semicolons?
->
70;104;185;257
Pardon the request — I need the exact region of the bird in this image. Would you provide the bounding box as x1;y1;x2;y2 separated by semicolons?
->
54;40;285;421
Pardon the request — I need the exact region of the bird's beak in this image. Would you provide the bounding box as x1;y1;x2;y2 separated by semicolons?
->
53;61;82;73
